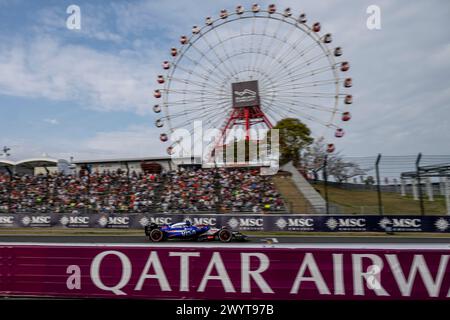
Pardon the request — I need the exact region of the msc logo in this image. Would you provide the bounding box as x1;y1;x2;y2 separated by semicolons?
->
148;217;173;225
341;218;366;227
227;217;263;229
108;217;129;225
379;218;421;229
276;218;314;230
0;216;14;224
21;216;51;226
326;218;366;230
288;218;314;227
33;216;51;224
185;217;216;225
60;216;89;225
240;218;263;227
98;216;130;226
393;218;421;228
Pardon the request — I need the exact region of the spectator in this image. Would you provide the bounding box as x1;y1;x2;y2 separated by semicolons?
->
0;167;286;214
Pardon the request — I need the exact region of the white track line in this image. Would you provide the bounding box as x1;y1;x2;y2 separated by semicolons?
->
0;242;450;250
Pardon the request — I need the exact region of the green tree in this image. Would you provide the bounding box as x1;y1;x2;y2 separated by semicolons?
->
271;118;313;166
365;176;375;185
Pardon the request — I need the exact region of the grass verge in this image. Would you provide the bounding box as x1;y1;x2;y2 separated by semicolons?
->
313;183;447;215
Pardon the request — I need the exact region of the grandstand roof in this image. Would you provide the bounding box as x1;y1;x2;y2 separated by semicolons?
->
15;158;59;169
0;157;59;167
0;159;15;166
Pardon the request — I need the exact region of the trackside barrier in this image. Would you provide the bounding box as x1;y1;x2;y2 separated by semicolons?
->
1;213;450;233
1;244;450;300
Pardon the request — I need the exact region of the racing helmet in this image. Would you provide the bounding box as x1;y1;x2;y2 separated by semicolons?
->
185;220;191;226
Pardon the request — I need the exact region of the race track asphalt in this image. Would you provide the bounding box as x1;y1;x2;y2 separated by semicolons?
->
0;234;449;244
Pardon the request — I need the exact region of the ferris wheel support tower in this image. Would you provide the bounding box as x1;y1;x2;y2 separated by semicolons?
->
217;80;273;146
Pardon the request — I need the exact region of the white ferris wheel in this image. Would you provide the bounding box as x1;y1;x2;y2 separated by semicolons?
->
153;4;353;160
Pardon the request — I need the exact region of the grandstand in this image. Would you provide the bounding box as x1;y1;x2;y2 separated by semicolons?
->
0;155;311;214
3;153;449;215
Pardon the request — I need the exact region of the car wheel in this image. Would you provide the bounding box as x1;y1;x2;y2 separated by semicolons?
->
218;229;232;243
149;229;164;242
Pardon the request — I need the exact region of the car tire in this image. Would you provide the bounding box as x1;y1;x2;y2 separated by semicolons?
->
218;229;232;243
149;228;164;242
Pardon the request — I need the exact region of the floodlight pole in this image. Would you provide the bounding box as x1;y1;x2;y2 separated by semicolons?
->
445;177;450;216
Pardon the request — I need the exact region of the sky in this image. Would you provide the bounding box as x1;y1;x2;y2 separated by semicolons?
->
0;0;449;161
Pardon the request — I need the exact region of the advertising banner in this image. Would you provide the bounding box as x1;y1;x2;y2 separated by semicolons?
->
0;213;449;233
231;80;260;108
1;244;449;300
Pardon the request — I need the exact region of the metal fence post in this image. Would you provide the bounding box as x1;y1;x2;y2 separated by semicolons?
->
440;177;446;196
323;155;329;215
412;178;418;200
416;153;425;216
445;177;450;215
400;178;406;196
426;177;434;201
375;154;383;215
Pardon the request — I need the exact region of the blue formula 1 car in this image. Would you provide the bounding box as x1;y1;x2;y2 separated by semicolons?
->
144;220;248;242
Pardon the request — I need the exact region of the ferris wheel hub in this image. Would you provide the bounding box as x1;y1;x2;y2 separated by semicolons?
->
214;79;272;148
232;80;260;107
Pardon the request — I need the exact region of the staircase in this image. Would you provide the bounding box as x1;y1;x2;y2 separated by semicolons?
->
277;162;327;214
272;176;314;213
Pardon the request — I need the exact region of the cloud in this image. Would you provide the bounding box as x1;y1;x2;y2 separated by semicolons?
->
82;125;166;159
44;118;59;125
0;125;167;161
0;35;155;114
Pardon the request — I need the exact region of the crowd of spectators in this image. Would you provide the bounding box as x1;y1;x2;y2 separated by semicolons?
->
161;168;285;213
0;168;286;214
218;168;285;213
161;169;218;213
0;171;161;214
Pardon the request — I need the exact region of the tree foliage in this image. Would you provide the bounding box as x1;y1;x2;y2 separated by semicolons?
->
271;118;313;166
